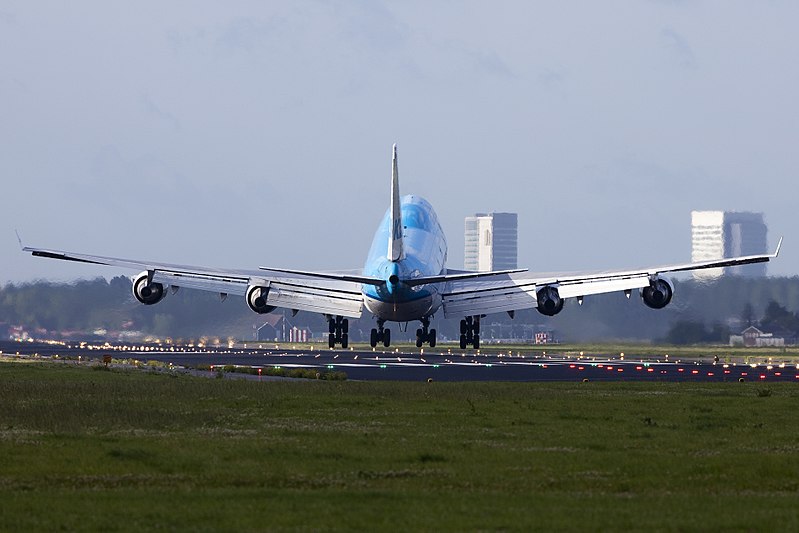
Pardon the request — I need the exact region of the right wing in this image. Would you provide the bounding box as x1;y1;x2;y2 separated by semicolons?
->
441;239;783;318
22;246;367;318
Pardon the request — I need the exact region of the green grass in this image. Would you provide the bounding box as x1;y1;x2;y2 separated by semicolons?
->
2;362;799;531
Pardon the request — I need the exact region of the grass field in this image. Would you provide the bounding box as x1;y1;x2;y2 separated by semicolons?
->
2;362;799;531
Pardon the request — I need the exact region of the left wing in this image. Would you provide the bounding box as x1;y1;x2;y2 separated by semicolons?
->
441;238;783;318
22;246;367;318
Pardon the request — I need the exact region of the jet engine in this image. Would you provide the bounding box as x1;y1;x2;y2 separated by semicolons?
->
132;271;167;305
536;286;564;316
246;285;276;314
641;278;673;309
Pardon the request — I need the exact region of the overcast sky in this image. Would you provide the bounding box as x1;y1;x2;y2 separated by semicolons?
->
2;1;797;284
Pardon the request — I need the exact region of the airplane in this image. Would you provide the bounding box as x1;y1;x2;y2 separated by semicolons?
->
21;145;782;350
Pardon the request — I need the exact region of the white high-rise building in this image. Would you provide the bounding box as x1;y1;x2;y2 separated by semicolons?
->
464;212;518;271
691;211;768;279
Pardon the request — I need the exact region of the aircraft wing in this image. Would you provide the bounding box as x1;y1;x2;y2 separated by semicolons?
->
22;246;365;318
440;239;783;318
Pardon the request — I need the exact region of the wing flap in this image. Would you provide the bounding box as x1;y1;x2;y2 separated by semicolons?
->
442;283;538;318
556;274;651;299
266;280;363;318
152;271;249;296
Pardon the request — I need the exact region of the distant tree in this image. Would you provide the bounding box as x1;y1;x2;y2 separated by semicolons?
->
741;303;755;327
664;320;712;345
760;300;799;335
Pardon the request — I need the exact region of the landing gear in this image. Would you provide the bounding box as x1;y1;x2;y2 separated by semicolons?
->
415;316;437;348
370;319;391;348
459;316;480;349
327;315;349;349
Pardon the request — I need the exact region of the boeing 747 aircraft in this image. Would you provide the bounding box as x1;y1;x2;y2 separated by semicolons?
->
22;145;782;349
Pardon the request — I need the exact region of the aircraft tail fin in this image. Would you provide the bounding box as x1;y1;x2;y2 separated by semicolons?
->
387;144;404;262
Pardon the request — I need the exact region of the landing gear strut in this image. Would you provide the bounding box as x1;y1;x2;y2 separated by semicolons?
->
327;315;349;349
459;315;480;349
370;319;391;348
415;316;437;348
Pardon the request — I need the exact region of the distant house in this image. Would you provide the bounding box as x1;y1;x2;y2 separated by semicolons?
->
730;326;785;347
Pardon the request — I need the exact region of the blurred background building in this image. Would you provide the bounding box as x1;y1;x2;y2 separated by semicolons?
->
691;211;768;279
464;212;518;271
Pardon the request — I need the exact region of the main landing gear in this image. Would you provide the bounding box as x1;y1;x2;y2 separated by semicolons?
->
370;319;391;348
459;315;481;349
415;316;437;348
328;315;348;349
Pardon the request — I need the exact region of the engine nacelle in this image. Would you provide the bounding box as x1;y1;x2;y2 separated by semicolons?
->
641;278;673;309
246;285;276;314
132;271;167;305
536;286;564;316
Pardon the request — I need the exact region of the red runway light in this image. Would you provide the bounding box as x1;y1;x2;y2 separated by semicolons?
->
691;370;699;374
760;375;766;380
647;368;654;373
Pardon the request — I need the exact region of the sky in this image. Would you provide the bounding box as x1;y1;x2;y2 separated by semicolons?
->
1;1;797;284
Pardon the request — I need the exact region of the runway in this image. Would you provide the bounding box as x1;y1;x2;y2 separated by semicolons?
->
3;341;798;382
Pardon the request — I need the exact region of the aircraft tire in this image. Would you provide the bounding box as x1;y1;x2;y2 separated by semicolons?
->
328;333;335;349
459;335;467;349
429;329;436;348
473;334;480;349
460;320;467;335
383;329;391;347
341;333;348;349
342;319;349;334
370;329;378;348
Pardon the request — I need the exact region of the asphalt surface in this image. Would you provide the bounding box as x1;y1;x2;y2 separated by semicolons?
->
3;341;798;382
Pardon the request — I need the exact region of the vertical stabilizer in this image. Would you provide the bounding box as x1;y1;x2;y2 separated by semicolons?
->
388;144;404;262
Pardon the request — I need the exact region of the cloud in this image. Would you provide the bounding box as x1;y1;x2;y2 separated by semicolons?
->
661;27;696;68
141;94;181;131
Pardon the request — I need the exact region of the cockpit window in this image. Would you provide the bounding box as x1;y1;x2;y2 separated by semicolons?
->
402;204;429;230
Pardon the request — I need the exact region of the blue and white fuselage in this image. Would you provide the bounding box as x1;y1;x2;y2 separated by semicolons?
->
362;195;446;322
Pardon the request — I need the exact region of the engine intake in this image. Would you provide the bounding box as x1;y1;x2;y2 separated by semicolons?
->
536;286;564;316
247;285;276;314
132;271;167;305
641;278;673;309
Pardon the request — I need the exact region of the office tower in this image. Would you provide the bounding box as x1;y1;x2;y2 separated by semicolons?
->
691;211;767;279
464;212;518;271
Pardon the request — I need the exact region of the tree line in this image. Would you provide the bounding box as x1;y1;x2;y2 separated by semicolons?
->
2;275;799;344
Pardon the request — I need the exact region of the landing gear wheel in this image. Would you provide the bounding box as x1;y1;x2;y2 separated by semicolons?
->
460;320;468;335
370;329;378;348
429;329;436;348
460;335;467;349
341;333;349;349
383;328;391;348
328;333;335;349
473;334;480;349
342;319;349;334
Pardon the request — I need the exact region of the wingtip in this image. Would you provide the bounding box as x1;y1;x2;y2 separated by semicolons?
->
392;143;397;157
14;229;23;251
774;236;784;257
